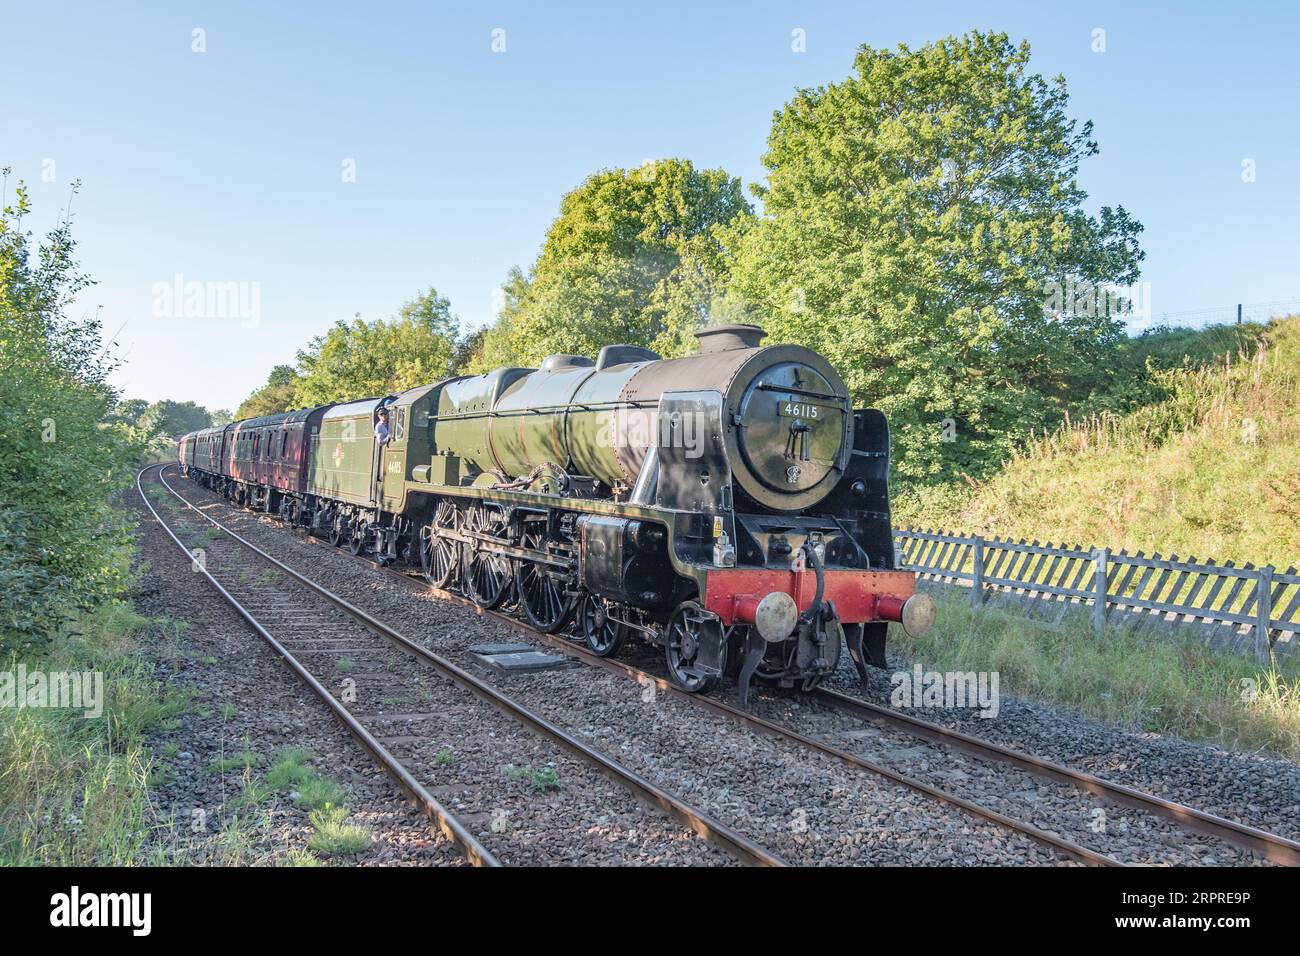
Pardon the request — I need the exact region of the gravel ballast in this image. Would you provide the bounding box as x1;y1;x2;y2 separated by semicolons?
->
141;473;739;866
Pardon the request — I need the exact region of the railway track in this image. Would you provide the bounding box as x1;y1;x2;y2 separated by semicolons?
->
460;584;1300;867
808;688;1300;867
434;574;1300;867
403;593;1123;866
139;464;782;867
160;463;1300;867
173;469;1300;868
155;466;1146;867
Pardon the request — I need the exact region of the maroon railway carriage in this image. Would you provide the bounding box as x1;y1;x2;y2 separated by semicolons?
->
181;424;231;478
197;408;330;515
223;413;287;508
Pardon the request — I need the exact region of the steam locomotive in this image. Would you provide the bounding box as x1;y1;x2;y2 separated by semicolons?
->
179;323;934;703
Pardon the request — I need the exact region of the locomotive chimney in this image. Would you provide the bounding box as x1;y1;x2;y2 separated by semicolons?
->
694;323;767;354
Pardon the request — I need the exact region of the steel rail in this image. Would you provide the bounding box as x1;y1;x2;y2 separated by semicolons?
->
810;687;1300;867
393;526;1300;867
440;579;1300;866
136;465;500;868
153;466;785;868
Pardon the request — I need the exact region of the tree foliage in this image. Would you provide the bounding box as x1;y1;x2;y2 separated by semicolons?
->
726;32;1145;484
137;399;211;439
225;33;1146;498
235;364;300;420
292;289;463;407
485;159;752;367
110;398;149;427
0;172;140;648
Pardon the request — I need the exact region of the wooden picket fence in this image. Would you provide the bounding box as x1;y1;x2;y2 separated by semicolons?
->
893;527;1300;661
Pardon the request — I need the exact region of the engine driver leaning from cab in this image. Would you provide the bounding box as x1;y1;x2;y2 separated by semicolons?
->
375;406;390;445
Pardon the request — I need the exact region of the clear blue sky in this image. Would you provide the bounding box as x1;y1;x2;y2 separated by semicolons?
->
5;0;1297;412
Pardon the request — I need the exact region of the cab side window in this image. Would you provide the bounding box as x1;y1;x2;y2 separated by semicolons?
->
395;407;406;442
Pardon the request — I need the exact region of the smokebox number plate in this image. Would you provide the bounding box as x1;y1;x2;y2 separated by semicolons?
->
778;401;828;420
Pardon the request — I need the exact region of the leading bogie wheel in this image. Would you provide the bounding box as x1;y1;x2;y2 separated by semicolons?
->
664;601;723;693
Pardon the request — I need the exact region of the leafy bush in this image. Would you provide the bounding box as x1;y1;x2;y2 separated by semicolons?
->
0;172;141;652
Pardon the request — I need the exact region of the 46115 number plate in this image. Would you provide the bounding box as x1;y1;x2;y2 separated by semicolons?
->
778;401;826;419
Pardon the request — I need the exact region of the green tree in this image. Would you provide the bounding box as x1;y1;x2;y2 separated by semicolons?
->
138;399;212;439
496;159;752;366
210;407;233;426
293;288;462;407
464;266;531;372
110;397;149;426
727;32;1144;485
0;172;139;647
235;364;300;420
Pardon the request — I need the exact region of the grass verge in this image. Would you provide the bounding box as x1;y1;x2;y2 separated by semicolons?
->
0;602;191;864
898;316;1300;568
892;589;1300;759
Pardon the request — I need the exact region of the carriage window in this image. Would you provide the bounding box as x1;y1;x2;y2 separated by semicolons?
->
281;432;288;458
253;434;260;457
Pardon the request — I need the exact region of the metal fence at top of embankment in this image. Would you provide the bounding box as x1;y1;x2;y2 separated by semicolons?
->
893;527;1300;662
